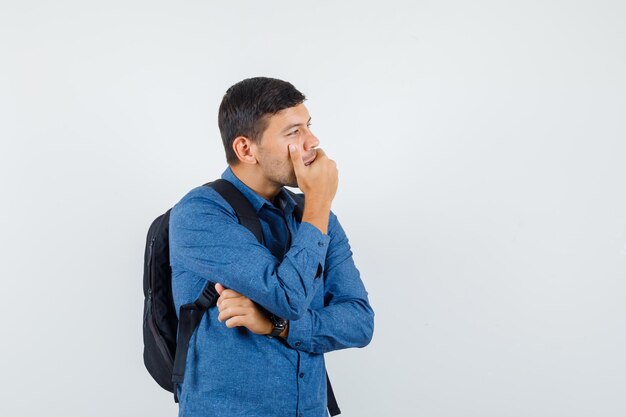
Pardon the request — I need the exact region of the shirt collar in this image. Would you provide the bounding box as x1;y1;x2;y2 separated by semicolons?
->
220;166;297;216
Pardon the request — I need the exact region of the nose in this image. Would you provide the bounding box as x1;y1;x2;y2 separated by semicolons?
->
303;129;320;152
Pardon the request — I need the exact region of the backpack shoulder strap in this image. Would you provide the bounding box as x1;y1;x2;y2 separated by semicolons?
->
205;179;264;245
284;188;305;223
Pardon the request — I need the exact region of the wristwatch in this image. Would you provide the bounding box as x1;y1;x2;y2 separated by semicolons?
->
267;314;288;338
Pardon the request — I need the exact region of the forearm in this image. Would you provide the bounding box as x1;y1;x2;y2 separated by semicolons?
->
284;210;374;353
285;301;375;354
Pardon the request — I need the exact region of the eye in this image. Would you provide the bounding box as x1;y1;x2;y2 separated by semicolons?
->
287;129;299;136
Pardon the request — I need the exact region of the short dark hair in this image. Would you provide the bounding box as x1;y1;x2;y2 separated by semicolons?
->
218;77;306;165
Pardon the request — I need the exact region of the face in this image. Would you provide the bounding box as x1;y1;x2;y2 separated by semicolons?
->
252;103;319;188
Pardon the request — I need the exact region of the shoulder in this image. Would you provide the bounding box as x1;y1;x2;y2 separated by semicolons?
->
170;185;238;225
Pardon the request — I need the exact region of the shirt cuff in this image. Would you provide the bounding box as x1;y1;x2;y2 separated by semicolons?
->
285;311;312;352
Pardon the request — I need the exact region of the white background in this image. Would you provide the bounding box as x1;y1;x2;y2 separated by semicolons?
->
1;1;625;416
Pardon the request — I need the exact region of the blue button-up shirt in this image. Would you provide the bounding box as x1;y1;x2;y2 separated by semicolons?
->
169;166;375;417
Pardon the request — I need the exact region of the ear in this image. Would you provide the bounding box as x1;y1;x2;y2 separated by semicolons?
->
232;136;258;165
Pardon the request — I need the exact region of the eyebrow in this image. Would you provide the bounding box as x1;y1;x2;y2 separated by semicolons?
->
281;116;312;134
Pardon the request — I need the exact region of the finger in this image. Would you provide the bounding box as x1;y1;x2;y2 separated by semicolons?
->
218;306;249;322
217;297;248;312
217;294;240;308
214;283;226;295
217;289;242;307
220;289;242;299
289;144;305;176
225;315;246;329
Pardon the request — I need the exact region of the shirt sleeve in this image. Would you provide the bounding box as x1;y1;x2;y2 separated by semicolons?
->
169;188;330;321
285;211;375;354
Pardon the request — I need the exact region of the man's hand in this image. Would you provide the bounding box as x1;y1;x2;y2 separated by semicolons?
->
214;283;274;336
288;145;338;203
289;145;338;234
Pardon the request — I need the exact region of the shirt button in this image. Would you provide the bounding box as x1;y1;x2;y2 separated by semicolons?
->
295;341;302;347
299;372;305;378
318;241;324;247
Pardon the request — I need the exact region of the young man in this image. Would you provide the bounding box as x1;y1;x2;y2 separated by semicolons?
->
169;77;374;417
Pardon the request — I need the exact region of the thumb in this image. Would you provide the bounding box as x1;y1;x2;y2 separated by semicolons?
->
214;282;225;295
289;144;305;175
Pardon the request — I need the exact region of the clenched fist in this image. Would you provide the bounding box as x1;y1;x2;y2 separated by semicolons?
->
289;145;338;204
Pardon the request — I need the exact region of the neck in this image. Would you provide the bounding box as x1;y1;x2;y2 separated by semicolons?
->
230;164;282;203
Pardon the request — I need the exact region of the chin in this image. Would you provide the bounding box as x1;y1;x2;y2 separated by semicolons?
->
282;179;297;188
282;172;298;188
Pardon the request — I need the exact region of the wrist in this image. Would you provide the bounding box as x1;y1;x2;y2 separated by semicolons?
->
303;200;331;217
302;212;330;235
266;315;288;338
303;195;332;208
278;321;289;339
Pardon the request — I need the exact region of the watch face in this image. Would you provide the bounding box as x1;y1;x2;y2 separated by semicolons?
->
270;316;286;337
270;315;286;327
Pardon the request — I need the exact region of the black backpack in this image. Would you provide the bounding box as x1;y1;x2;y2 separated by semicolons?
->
142;179;341;416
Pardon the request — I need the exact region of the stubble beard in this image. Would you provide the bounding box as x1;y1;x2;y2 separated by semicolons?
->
263;157;298;188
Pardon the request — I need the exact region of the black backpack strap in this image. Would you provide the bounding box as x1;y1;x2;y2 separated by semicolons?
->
327;373;341;416
171;282;219;400
206;179;265;245
284;188;304;223
170;179;265;400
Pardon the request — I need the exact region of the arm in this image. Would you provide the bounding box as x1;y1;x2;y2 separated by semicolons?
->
209;211;374;349
169;187;330;321
285;212;375;354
